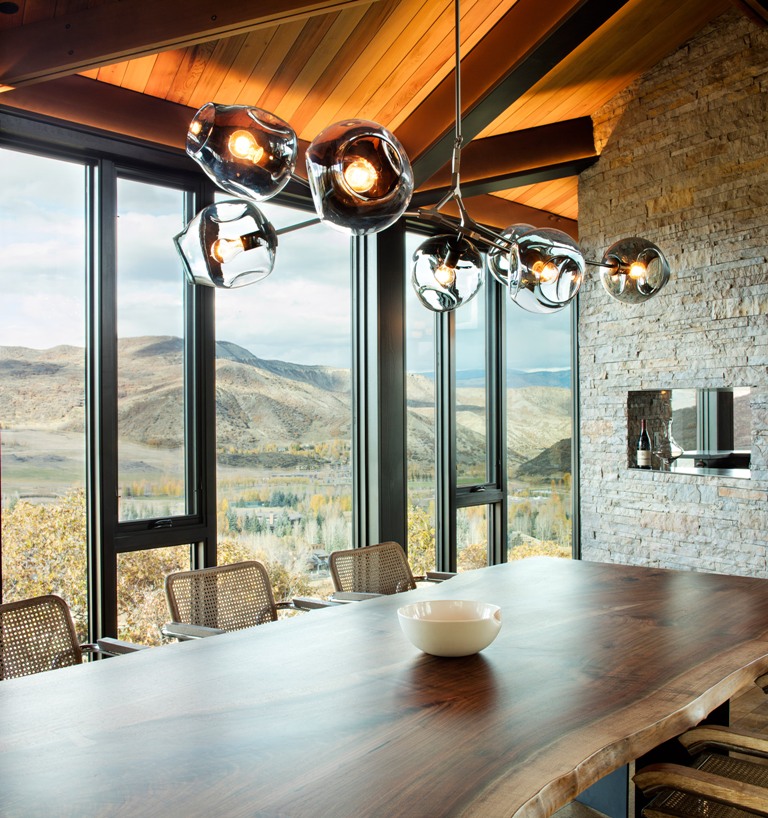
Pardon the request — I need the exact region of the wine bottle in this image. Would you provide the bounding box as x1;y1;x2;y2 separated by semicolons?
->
637;419;651;469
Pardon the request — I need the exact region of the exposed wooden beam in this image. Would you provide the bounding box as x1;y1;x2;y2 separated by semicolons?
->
0;75;313;171
0;0;377;90
404;0;630;188
411;118;597;203
0;75;197;149
731;0;768;25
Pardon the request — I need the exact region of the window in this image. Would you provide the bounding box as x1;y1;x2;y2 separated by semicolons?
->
457;505;488;570
405;225;574;571
214;200;352;599
0;119;209;644
0;112;576;644
455;295;488;487
117;545;191;644
506;303;573;560
116;177;188;521
0;148;89;639
406;231;437;575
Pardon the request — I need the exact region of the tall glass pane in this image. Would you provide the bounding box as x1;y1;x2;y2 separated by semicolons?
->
117;545;191;645
506;303;572;560
457;505;488;571
116;178;187;521
0;149;89;638
405;231;436;574
214;201;352;599
455;287;487;486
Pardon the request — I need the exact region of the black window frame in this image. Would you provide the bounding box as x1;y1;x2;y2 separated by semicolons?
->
0;107;580;642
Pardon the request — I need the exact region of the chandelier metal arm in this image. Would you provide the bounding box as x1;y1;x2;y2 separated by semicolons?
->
274;217;321;236
420;0;474;236
408;206;511;251
289;172;311;190
584;257;619;269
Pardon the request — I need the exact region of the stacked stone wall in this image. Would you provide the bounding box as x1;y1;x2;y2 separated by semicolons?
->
577;10;768;574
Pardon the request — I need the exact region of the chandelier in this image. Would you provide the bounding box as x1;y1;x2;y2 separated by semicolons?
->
174;1;670;311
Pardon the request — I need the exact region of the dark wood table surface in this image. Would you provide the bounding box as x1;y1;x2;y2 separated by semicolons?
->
3;557;768;818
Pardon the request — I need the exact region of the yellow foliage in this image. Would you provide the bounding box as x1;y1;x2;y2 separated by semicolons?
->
309;494;326;514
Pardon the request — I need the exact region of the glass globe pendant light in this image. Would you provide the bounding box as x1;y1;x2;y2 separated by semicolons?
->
599;237;671;303
487;224;534;286
305;119;414;235
175;0;671;307
174;200;277;289
508;227;585;314
412;234;483;312
186;103;298;202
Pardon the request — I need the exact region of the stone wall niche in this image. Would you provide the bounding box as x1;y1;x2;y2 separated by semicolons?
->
627;388;751;477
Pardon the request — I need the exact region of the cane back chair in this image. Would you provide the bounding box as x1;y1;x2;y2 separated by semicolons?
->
635;724;768;818
0;594;138;680
329;541;419;596
163;560;299;640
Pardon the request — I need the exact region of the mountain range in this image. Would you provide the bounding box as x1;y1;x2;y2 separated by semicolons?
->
0;338;571;480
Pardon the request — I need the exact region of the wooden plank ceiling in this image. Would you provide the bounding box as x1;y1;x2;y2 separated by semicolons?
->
0;0;733;232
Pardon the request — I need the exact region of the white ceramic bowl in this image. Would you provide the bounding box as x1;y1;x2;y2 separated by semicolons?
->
397;599;502;657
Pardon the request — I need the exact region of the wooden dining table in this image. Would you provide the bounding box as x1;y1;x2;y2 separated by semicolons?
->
3;557;768;818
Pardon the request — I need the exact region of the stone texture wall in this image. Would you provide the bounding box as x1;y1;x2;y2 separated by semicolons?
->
577;9;768;575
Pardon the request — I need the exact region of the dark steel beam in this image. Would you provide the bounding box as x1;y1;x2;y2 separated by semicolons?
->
405;0;629;188
413;156;596;205
413;118;597;194
424;192;579;239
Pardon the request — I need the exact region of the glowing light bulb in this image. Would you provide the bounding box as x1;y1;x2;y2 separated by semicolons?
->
210;237;245;264
228;130;265;164
531;260;559;283
432;240;462;289
343;157;378;193
210;231;265;264
628;261;647;280
434;263;456;288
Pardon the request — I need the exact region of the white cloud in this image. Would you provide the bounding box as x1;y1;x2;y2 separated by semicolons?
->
0;148;572;372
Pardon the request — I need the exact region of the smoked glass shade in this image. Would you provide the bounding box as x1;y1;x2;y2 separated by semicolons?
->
487;223;534;286
305;119;413;235
411;234;483;313
509;227;584;314
600;237;671;303
186;103;297;202
174;200;277;289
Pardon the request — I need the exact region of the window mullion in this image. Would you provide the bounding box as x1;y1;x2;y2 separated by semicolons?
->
87;157;119;640
435;310;456;573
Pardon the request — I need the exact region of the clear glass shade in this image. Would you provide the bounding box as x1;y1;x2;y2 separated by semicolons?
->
487;223;533;286
174;200;277;289
186;103;297;202
600;237;671;303
411;234;483;313
509;227;584;314
305;119;413;235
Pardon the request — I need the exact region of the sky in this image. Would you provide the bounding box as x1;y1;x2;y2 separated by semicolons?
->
0;147;572;373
